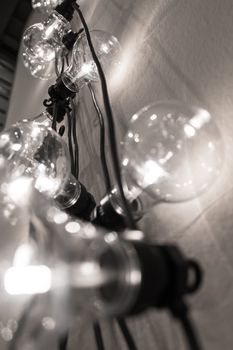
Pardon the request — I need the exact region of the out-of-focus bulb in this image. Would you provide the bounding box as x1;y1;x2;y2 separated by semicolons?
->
121;101;223;208
22;11;71;79
0;191;141;350
32;0;63;13
62;30;121;91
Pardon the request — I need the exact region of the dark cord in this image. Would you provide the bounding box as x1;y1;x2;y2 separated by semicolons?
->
88;82;112;194
178;313;203;350
52;101;59;131
117;319;139;350
171;300;203;350
73;3;137;230
58;332;69;350
66;107;75;175
70;98;80;178
93;322;105;350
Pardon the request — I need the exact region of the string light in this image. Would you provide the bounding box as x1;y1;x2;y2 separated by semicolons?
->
0;2;219;350
23;0;77;79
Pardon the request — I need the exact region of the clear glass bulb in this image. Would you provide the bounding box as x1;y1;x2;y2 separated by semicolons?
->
106;101;223;218
120;101;223;210
0;118;71;199
22;11;70;79
32;0;63;13
62;30;121;91
0;191;140;348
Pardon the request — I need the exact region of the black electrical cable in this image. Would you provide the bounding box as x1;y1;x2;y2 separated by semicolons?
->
178;313;203;350
52;101;59;131
70;98;80;178
117;319;139;350
58;332;69;350
72;3;137;230
66;107;75;175
93;322;106;350
87;82;112;194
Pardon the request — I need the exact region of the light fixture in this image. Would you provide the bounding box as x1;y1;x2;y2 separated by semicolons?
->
0;117;95;219
94;101;223;228
23;1;75;79
61;30;121;91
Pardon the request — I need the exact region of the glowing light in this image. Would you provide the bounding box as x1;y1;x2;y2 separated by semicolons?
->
150;114;157;121
189;109;210;129
4;265;52;295
184;124;196;138
122;158;129;166
42;317;56;330
13;244;34;267
65;221;81;234
47;206;68;223
11;143;22;151
122;230;144;241
6;177;32;205
139;160;168;187
101;43;110;54
81;63;93;75
70;262;111;288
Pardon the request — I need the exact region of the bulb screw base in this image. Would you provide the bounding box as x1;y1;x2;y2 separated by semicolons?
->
92;193;142;230
92;194;127;230
62;29;84;51
128;243;202;316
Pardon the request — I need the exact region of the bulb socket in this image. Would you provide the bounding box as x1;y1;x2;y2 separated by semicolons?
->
65;182;96;221
92;194;127;230
62;29;83;51
127;243;203;316
55;0;75;22
92;193;142;231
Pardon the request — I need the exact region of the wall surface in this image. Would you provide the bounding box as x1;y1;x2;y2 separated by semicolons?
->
5;0;233;349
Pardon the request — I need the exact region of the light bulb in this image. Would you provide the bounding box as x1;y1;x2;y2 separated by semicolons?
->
0;115;95;220
32;0;63;13
0;191;141;349
0;118;71;199
95;101;223;227
61;30;121;91
122;101;223;206
22;11;71;79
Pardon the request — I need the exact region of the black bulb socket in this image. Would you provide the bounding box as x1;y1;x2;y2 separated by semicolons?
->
92;193;142;231
48;77;75;101
66;182;96;221
55;0;75;22
128;243;203;316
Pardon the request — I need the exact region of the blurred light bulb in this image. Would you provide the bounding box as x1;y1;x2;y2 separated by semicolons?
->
62;30;121;91
32;0;63;13
121;101;223;209
22;11;71;79
0;191;141;350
